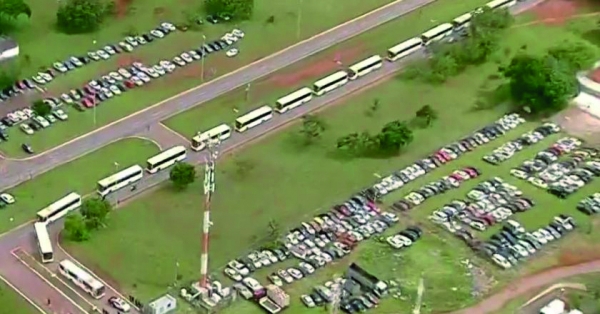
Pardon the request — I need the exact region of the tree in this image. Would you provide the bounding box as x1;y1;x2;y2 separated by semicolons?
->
426;53;459;83
204;0;254;20
298;114;326;144
56;0;110;34
32;100;51;117
336;131;377;156
80;198;111;230
169;162;196;189
547;42;596;73
0;0;32;19
415;105;438;126
501;54;577;115
64;214;90;242
377;120;413;153
0;64;18;90
469;7;513;36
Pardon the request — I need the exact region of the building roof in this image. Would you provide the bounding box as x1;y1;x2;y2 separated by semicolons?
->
0;37;18;52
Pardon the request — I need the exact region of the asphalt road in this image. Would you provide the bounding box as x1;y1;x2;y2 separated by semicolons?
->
0;0;437;191
0;1;546;313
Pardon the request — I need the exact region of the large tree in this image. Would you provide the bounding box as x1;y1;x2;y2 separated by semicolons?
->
547;42;596;73
64;214;90;242
0;0;31;19
170;162;196;189
501;54;578;115
204;0;254;20
32;100;52;117
80;197;111;230
469;7;513;36
377;120;413;153
56;0;109;34
415;105;438;126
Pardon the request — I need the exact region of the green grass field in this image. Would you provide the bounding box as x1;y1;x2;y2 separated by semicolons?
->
0;0;393;157
0;138;159;233
0;280;37;314
42;5;600;314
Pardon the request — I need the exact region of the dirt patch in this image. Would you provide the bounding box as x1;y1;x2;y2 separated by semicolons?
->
531;0;582;25
553;106;600;146
116;55;141;68
558;246;600;266
268;46;365;88
114;0;133;19
153;7;166;17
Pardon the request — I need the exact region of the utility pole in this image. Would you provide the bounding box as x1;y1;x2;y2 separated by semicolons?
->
244;83;251;102
200;139;220;289
201;35;207;81
413;277;425;314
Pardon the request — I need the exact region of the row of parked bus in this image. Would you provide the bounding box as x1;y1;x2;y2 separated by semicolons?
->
187;0;518;152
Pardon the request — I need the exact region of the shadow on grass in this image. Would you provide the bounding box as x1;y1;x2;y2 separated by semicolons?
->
469;79;511;113
582;30;600;47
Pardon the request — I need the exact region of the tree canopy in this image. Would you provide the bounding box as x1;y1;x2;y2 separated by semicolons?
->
204;0;254;20
547;41;596;73
56;0;110;34
64;214;90;242
0;0;31;19
501;54;577;115
80;197;111;229
377;120;413;152
170;162;196;189
32;100;51;117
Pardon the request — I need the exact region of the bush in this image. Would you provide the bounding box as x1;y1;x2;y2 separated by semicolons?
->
56;0;112;34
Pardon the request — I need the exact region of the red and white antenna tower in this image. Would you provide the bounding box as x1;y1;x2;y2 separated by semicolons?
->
200;139;220;289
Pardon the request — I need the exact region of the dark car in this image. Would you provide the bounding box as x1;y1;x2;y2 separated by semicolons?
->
21;143;34;154
0;130;8;141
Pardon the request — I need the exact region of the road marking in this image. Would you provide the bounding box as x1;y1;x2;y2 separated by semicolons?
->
12;0;411;162
0;273;48;314
157;123;191;145
55;239;138;311
10;247;89;314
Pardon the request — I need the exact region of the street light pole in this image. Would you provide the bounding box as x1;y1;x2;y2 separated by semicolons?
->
201;35;206;82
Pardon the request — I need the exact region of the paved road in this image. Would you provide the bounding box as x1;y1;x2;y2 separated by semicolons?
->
0;1;548;313
0;0;437;191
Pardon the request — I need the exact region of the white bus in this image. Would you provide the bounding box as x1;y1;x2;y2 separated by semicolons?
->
452;12;472;30
191;124;232;151
97;165;143;197
235;105;273;132
34;222;53;263
486;0;517;10
58;259;105;299
275;87;313;113
421;23;454;44
386;37;423;62
312;71;349;96
146;145;187;174
36;192;82;223
348;55;383;80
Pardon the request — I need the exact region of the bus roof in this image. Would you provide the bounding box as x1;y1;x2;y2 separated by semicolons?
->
276;87;312;105
194;123;231;140
388;37;423;54
314;71;348;88
59;260;104;290
235;105;273;125
34;222;52;251
349;55;382;71
97;165;143;188
453;12;472;24
37;192;81;217
486;0;511;8
147;146;186;165
421;23;454;39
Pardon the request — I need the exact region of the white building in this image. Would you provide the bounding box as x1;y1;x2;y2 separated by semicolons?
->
0;37;19;62
539;299;584;314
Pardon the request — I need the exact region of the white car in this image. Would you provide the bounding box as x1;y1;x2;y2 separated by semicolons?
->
104;46;116;55
150;29;165;38
119;42;133;52
0;193;15;204
108;296;131;312
287;267;303;280
226;48;239;57
242;277;263;292
386;236;404;249
161;22;177;32
130;76;144;86
117;68;132;78
101;88;113;98
53;110;68;121
181;53;193;63
109;85;122;95
491;254;512;269
69;57;83;67
60;94;73;104
152;65;166;76
173;57;186;66
109;72;124;81
301;295;315;308
223;267;243;281
87;51;101;61
298;262;315;274
20;124;34;135
97;50;110;60
145;68;159;78
53;62;68;72
232;28;245;38
137;73;151;83
268;274;283;287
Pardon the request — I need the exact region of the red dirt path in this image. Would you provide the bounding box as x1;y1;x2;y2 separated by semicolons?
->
114;0;133;18
268;46;365;88
531;0;581;25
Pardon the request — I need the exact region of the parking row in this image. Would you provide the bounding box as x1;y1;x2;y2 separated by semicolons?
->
373;113;525;196
510;141;599;198
429;177;532;233
0;22;178;103
577;193;600;215
482;122;561;165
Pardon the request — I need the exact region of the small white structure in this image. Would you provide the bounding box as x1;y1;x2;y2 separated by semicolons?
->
540;299;565;314
145;294;176;314
0;37;18;62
